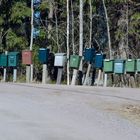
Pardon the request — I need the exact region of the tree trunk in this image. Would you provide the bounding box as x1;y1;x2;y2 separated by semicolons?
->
102;0;112;59
67;0;70;85
83;0;92;86
71;0;83;85
30;0;34;82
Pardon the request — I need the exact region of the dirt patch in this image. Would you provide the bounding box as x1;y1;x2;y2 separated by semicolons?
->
118;104;140;125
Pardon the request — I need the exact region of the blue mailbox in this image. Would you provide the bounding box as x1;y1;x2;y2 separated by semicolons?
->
0;54;8;67
39;48;50;64
84;48;95;62
114;60;125;74
8;52;19;67
95;53;105;68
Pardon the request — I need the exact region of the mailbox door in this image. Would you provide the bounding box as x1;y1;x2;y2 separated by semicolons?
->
114;60;124;74
103;60;114;73
136;59;140;72
70;55;81;68
22;51;32;65
8;55;16;67
84;48;95;62
95;54;104;68
39;49;50;64
54;55;63;67
0;54;7;67
125;59;135;72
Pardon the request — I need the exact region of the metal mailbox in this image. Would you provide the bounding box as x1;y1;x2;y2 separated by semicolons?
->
114;60;125;74
95;53;105;68
125;59;135;73
0;54;8;67
103;59;114;73
39;48;50;64
8;52;19;67
84;48;95;62
22;50;32;65
136;59;140;72
70;55;81;69
54;53;66;67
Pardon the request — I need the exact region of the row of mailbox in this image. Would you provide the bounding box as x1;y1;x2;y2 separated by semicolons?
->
103;59;140;74
0;48;97;67
0;48;140;74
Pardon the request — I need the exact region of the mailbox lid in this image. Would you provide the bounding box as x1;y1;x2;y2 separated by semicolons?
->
125;59;135;72
84;48;95;62
0;54;8;67
8;52;19;67
39;48;50;64
95;53;105;68
70;55;81;69
22;50;32;65
103;59;114;73
114;60;125;74
54;53;66;67
136;59;140;72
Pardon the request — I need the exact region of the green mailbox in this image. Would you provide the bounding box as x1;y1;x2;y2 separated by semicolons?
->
136;59;140;72
70;55;81;69
103;59;114;73
8;52;19;67
114;60;125;74
125;59;136;73
0;54;8;67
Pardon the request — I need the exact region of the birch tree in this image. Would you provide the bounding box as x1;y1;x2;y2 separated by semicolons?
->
67;0;70;85
83;0;92;85
71;0;83;85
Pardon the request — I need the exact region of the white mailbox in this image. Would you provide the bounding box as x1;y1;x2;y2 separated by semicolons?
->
54;53;66;67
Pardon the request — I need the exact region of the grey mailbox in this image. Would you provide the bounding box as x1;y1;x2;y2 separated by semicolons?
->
54;53;66;67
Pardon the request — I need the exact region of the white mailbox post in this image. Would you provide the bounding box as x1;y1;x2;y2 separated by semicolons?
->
54;53;66;84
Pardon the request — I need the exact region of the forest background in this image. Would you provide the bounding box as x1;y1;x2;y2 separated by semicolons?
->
0;0;140;87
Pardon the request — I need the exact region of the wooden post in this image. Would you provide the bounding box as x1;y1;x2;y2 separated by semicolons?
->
13;68;17;82
42;64;48;84
83;63;91;85
56;68;63;84
97;69;102;86
30;64;33;82
26;65;31;83
3;68;7;82
3;51;8;82
104;73;107;87
71;69;78;85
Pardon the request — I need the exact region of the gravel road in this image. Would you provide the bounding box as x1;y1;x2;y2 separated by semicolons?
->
0;83;140;140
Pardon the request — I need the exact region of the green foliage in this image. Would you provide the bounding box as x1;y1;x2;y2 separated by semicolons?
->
6;28;28;50
0;17;4;25
39;1;49;11
11;2;30;24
